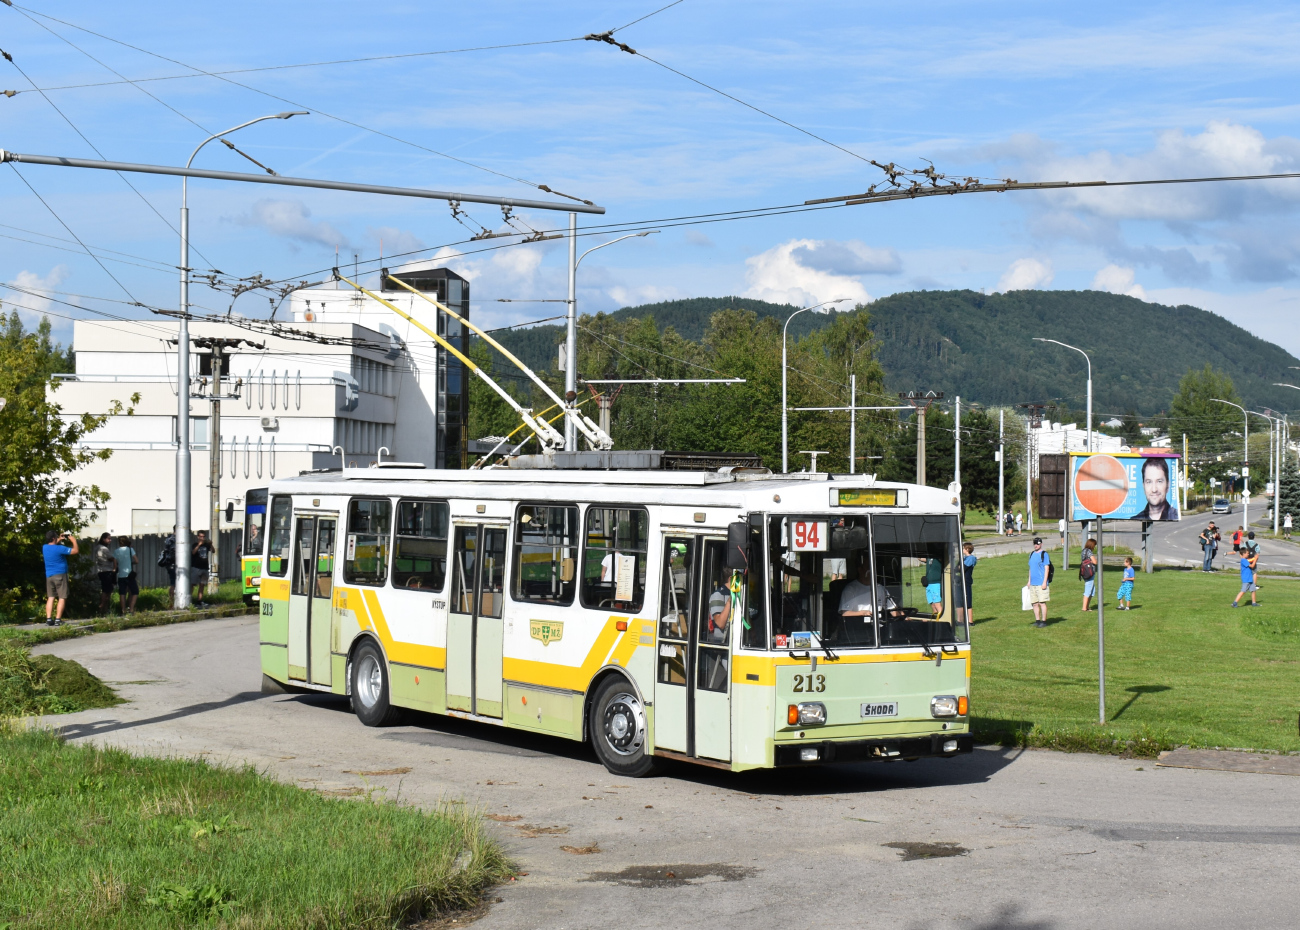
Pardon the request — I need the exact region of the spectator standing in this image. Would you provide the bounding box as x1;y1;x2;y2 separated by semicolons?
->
1116;557;1135;610
1199;522;1221;572
1003;512;1014;536
113;535;139;615
923;554;945;618
954;541;976;626
1231;526;1243;555
159;526;177;607
93;532;116;614
191;530;214;606
1079;538;1097;611
42;529;79;626
1058;518;1066;545
1015;511;1024;536
1285;513;1293;539
1232;547;1259;608
1027;537;1052;628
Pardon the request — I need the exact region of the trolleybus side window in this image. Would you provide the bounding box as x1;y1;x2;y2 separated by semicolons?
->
244;488;267;557
657;537;693;685
871;514;965;646
344;498;392;586
393;499;449;591
697;540;732;692
265;495;292;577
480;527;507;618
512;504;579;606
581;506;649;611
741;520;767;649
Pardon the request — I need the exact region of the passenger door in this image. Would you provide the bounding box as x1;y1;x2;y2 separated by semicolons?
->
447;523;508;717
653;535;732;762
289;513;338;685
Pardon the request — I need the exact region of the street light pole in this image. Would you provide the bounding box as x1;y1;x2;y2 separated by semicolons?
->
1033;338;1092;451
175;112;304;608
782;298;849;473
1211;398;1250;534
565;227;658;451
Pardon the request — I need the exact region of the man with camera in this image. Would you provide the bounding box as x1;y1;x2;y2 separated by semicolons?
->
42;529;80;626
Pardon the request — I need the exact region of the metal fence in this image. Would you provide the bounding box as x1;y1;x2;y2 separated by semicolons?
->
124;531;243;588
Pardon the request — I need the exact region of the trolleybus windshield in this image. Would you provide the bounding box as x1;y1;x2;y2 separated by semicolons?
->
768;514;965;650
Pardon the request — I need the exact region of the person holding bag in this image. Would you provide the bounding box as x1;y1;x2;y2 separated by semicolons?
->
1079;538;1097;611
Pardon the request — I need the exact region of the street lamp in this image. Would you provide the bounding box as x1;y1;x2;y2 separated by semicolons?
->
782;298;850;473
174;111;305;608
563;228;659;451
1211;398;1250;533
1033;338;1092;451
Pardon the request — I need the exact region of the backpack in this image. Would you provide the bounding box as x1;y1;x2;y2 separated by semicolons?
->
1079;557;1095;581
157;536;176;568
1046;561;1055;584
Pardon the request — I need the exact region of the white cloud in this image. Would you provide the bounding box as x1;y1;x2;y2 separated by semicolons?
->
685;230;714;248
5;266;70;328
788;240;902;276
742;238;876;307
995;258;1054;292
237;199;350;250
1090;264;1147;300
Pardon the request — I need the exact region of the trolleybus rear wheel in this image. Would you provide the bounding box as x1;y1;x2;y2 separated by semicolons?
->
590;677;662;777
350;640;401;726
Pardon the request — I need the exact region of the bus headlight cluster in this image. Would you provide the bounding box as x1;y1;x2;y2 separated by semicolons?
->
787;702;827;726
931;695;960;718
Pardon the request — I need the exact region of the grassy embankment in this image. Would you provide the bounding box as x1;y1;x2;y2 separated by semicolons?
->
969;551;1300;755
0;650;512;929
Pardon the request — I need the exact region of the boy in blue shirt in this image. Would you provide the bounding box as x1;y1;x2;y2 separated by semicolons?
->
42;529;80;626
1231;549;1259;608
1027;537;1052;628
1116;557;1135;610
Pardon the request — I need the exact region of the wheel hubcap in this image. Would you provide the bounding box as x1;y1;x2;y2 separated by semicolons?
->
602;692;645;756
356;655;381;708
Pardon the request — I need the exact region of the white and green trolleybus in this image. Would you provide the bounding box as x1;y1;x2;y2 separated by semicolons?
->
254;461;972;776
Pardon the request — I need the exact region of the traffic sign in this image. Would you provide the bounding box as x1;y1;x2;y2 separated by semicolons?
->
1074;454;1129;515
1242;489;1252;499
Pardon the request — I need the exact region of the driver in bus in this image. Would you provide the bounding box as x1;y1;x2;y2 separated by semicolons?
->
839;558;898;618
705;581;733;643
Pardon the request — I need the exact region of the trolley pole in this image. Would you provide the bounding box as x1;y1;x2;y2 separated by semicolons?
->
565;213;578;452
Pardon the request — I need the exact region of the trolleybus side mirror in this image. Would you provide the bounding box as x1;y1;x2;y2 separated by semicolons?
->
225;502;235;524
726;522;750;571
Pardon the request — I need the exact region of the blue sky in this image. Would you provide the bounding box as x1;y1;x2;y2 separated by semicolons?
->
3;0;1300;358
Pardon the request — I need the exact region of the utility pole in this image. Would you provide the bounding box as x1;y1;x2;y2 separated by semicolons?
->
998;408;1005;533
565;213;578;452
1017;403;1047;532
899;391;943;486
1183;433;1189;512
849;374;856;475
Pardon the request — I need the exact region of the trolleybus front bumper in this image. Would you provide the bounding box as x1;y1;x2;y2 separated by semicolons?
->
773;732;974;766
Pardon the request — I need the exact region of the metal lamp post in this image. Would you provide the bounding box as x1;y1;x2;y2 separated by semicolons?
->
782;298;849;473
564;228;658;451
175;112;305;607
1033;338;1093;451
1211;398;1250;534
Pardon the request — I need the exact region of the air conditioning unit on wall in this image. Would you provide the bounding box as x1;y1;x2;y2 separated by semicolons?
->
261;417;280;431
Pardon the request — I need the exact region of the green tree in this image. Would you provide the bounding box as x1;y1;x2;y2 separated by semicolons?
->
0;312;119;598
1168;365;1242;487
1277;452;1300;521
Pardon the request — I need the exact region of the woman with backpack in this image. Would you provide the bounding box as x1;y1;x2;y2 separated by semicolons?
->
1079;538;1097;611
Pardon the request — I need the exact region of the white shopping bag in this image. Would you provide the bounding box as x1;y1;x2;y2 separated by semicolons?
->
1021;585;1032;611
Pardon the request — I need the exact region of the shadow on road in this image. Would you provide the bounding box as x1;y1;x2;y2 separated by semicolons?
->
57;690;270;741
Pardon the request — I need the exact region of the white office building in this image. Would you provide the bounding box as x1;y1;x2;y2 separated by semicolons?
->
54;265;470;537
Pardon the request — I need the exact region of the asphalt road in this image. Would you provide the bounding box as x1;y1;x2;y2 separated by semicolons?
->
39;617;1300;930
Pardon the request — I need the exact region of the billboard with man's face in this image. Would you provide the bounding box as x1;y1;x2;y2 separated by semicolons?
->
1070;452;1181;522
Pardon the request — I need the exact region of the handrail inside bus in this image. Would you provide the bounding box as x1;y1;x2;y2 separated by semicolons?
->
333;270;566;457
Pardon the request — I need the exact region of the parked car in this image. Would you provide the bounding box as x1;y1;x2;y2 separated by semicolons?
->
1212;498;1231;514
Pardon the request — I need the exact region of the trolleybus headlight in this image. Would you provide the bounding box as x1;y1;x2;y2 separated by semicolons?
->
788;702;826;726
931;695;959;718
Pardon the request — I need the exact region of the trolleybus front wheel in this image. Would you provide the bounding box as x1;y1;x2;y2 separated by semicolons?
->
590;677;662;777
350;640;401;727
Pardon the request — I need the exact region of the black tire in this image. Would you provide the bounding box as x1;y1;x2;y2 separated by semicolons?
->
590;676;663;777
350;640;402;726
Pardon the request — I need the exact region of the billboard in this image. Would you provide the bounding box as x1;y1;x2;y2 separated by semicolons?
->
1070;452;1181;522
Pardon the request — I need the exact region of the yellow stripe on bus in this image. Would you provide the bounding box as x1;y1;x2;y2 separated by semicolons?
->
261;578;290;600
503;617;628;692
341;587;447;670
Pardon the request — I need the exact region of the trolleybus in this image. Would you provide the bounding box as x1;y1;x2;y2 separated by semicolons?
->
252;463;972;775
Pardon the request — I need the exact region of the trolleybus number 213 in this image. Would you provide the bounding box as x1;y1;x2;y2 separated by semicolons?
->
249;468;973;776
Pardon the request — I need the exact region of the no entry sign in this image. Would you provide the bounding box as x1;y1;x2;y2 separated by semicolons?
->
1074;454;1129;515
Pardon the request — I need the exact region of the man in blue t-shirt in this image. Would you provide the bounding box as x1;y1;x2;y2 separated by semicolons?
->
42;529;80;625
1027;537;1052;628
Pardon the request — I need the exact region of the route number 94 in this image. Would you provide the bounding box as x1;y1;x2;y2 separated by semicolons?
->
789;520;828;552
792;673;826;693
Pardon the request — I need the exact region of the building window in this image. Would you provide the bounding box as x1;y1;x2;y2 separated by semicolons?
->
344;498;391;586
511;504;579;605
351;356;394;396
393;500;449;591
265;496;293;577
581;507;649;612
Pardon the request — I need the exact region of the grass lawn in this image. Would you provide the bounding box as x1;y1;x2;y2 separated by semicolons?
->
969;551;1300;754
0;726;512;929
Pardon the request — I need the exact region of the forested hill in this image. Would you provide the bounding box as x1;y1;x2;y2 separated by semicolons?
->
489;290;1300;415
